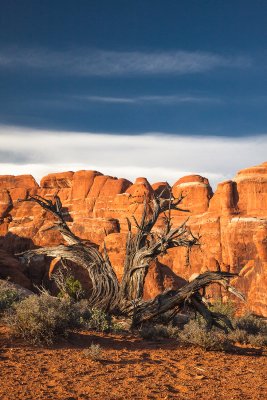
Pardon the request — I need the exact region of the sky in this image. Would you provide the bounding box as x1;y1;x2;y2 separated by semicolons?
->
0;0;267;189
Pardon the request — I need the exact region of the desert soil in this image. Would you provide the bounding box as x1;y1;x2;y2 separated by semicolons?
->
0;325;266;400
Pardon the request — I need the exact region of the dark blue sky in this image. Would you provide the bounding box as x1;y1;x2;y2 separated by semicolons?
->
0;0;267;136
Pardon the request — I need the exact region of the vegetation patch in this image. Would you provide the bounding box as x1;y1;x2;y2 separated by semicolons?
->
0;281;23;313
140;323;179;340
83;343;103;361
6;293;77;345
177;319;231;351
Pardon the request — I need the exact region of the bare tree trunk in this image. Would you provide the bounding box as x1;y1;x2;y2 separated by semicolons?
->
118;195;196;303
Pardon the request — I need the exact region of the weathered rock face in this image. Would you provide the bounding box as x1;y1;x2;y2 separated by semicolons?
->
172;175;213;215
0;163;266;316
0;249;32;289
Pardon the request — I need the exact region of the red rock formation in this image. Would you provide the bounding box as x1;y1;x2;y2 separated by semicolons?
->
172;175;213;215
0;249;32;289
40;171;74;188
0;162;266;316
0;174;38;189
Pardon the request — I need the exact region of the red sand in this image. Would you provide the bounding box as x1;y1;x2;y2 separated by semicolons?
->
0;325;266;400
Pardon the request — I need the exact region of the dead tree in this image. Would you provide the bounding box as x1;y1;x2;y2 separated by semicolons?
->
19;193;244;329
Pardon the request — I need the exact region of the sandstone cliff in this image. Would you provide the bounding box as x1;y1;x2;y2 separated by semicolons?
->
0;163;266;316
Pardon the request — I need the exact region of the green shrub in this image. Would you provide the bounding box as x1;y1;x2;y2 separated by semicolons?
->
85;307;111;332
0;281;22;313
64;275;84;300
53;269;84;301
6;293;77;345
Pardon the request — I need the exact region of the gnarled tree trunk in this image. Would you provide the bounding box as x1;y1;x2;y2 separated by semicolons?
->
18;193;244;329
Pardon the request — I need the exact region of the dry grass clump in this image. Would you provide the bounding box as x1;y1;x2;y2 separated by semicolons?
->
177;307;267;350
228;328;266;347
140;323;179;340
138;300;266;351
83;343;103;361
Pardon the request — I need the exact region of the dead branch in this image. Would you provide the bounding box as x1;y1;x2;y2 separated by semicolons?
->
131;271;243;328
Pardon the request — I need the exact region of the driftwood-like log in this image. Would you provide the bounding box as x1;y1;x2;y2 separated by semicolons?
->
131;271;245;328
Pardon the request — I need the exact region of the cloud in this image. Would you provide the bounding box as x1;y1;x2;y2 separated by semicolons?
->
0;47;251;76
76;95;222;105
0;125;266;189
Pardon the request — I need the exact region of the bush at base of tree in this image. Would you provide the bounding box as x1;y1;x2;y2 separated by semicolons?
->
234;313;267;336
176;312;267;351
209;299;236;321
140;323;179;340
6;294;77;345
5;293;114;344
177;319;231;351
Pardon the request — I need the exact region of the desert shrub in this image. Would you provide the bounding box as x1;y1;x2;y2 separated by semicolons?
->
53;269;84;301
209;299;236;321
140;323;179;340
228;328;266;347
71;301;111;332
85;307;111;332
72;298;92;324
228;328;248;344
6;293;77;345
0;281;22;313
83;343;103;361
235;313;267;336
246;333;266;347
178;319;230;351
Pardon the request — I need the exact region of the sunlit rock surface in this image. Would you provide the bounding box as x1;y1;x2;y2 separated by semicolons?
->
0;162;266;316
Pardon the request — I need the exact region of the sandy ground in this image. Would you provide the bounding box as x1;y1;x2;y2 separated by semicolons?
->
0;325;266;400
